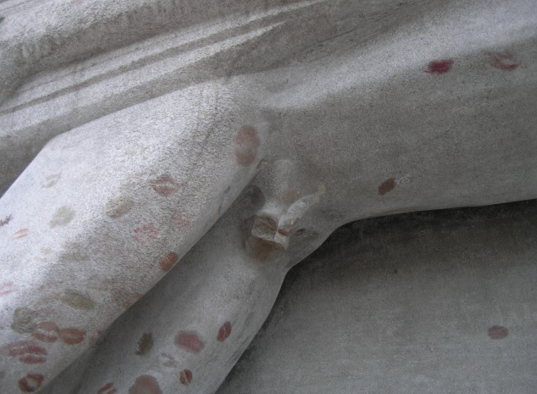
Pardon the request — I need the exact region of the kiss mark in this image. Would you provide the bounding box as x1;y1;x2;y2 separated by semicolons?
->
61;289;95;310
175;331;204;354
235;126;260;166
150;174;180;197
133;225;159;244
33;322;60;343
49;206;75;228
426;59;454;74
1;341;47;364
89;330;103;345
97;382;118;394
171;211;191;228
378;178;396;195
105;196;134;219
41;173;61;188
14;228;29;239
488;325;508;339
59;328;86;345
128;375;162;394
0;282;16;297
0;214;12;227
217;322;232;342
18;374;45;393
488;52;519;71
158;251;179;272
179;369;193;386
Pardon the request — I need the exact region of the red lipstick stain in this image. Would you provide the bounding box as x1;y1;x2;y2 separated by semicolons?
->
18;374;45;393
128;375;162;394
158;251;179;272
97;382;118;394
0;214;12;227
179;369;193;386
150;174;180;197
235;126;260;166
1;341;47;364
59;328;86;345
175;331;204;354
488;325;508;339
33;322;60;343
488;52;519;71
378;178;396;195
217;321;232;342
426;59;454;74
133;225;159;244
0;282;16;297
14;228;29;239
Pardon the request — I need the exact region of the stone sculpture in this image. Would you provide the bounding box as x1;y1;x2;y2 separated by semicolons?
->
0;0;536;392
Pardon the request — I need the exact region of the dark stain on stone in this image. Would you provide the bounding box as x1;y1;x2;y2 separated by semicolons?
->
59;242;88;263
136;332;154;356
488;325;508;339
106;196;135;218
41;173;61;188
0;214;12;227
61;289;95;310
246;214;285;261
128;375;162;394
378;178;396;195
11;308;38;334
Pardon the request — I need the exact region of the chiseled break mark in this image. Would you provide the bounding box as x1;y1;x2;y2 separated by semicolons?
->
18;374;45;393
128;375;163;394
41;173;61;188
11;307;38;334
97;382;118;394
378;178;396;195
179;369;193;386
49;206;75;228
488;52;519;71
217;321;232;342
1;340;47;364
488;325;508;339
175;331;205;354
61;289;96;310
158;251;179;272
59;328;86;345
0;214;12;227
235;126;260;166
426;59;454;74
136;332;154;356
106;196;135;218
150;173;180;196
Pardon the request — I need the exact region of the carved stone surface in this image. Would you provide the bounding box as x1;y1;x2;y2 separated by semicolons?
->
0;0;536;393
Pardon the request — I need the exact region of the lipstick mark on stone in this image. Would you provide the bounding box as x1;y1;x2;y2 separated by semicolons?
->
133;225;159;244
14;228;29;239
488;52;519;71
41;173;61;188
49;206;75;228
0;214;12;227
217;321;232;342
135;333;154;356
128;375;162;394
106;196;135;218
11;307;38;334
488;325;508;339
61;289;95;310
1;341;47;364
235;126;260;166
179;369;193;386
378;178;396;195
59;328;86;345
158;251;179;272
97;382;117;394
150;174;180;196
33;322;60;343
426;59;454;74
18;374;45;393
0;282;16;296
175;331;204;354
